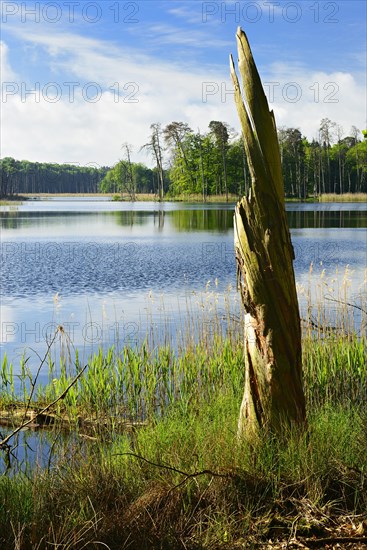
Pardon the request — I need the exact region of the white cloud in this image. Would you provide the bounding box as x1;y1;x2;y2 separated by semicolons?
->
1;29;365;167
262;63;366;139
134;22;232;49
0;32;230;166
0;40;17;81
167;5;207;25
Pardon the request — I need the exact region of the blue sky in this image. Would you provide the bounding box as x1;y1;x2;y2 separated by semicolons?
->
1;0;366;166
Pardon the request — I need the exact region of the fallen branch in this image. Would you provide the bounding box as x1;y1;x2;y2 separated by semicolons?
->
325;296;367;315
0;363;88;449
301;317;337;331
19;327;63;430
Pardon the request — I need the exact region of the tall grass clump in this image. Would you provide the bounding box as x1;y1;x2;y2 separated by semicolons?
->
298;265;367;340
1;396;366;549
303;336;367;409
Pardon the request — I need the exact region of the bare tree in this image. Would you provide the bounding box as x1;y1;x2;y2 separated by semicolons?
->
120;143;135;201
319;118;336;193
141;123;165;201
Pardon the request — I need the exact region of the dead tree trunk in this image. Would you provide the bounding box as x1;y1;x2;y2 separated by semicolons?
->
230;28;306;440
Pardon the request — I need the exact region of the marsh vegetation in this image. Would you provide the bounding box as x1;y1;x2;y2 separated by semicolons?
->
1;275;366;549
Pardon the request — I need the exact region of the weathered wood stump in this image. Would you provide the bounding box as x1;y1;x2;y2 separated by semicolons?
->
230;28;306;439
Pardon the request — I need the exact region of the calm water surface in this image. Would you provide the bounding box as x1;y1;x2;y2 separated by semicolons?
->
1;199;366;472
1;199;366;375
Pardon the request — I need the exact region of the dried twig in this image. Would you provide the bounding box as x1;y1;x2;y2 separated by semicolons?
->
116;451;231;478
0;362;88;449
301;317;337;331
115;451;232;493
19;327;62;430
325;296;367;315
303;535;367;547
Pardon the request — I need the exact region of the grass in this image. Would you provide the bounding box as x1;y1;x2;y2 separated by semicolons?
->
20;193;109;198
0;200;23;206
110;192;241;202
1;276;367;549
319;193;367;202
1;336;366;429
164;193;240;203
5;192;366;204
0;393;366;548
13;192;367;203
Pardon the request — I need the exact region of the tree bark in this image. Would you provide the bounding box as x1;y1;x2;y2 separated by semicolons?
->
230;28;306;440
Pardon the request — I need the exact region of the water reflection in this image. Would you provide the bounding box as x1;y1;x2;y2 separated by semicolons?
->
0;427;58;475
169;209;233;232
0;208;234;235
113;210;166;229
2;206;366;232
0;427;86;476
287;209;367;228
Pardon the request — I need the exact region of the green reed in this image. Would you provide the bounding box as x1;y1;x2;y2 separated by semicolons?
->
1;271;367;549
1;333;366;431
1;271;366;426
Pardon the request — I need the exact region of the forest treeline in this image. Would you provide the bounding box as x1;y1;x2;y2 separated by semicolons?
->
0;160;109;196
1;119;366;199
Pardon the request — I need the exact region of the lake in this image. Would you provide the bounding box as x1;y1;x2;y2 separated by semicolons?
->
1;199;366;380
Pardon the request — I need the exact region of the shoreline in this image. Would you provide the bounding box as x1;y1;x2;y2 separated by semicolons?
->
1;192;367;204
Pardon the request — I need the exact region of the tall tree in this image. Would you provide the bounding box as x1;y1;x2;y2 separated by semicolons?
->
346;137;367;193
335;124;344;194
141;123;165;201
0;157;17;197
163;122;195;190
120;143;135;200
209;121;230;201
196;129;207;201
351;126;361;191
319;118;335;193
278;127;305;197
